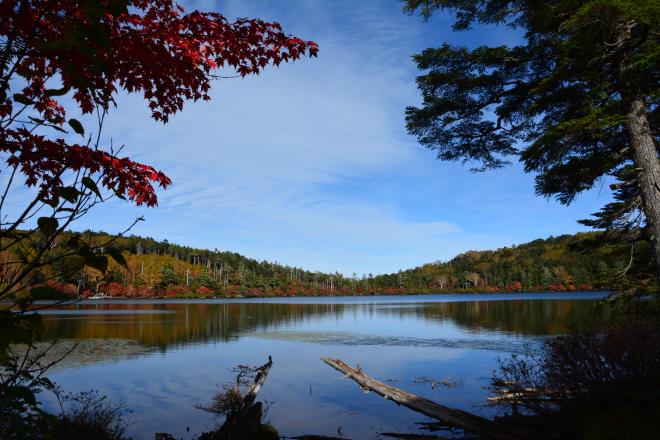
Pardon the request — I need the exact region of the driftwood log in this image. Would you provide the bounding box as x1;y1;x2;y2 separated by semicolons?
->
321;357;523;440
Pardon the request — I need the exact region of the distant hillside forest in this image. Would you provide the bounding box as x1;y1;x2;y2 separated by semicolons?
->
13;230;656;298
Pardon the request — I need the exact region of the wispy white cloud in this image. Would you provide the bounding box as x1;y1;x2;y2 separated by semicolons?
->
4;0;614;275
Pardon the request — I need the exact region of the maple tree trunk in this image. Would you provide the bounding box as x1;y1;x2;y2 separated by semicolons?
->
626;97;660;280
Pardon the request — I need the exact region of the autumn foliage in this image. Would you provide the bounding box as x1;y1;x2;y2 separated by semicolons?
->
0;2;317;436
1;0;317;207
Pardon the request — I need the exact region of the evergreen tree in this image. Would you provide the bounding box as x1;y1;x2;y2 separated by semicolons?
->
404;0;660;278
159;265;180;288
196;270;220;290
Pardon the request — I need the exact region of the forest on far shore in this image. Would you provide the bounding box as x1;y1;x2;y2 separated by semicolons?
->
10;230;655;299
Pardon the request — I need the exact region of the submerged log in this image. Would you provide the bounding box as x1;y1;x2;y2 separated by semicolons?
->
379;434;443;439
488;384;573;404
289;436;346;440
321;357;523;440
488;388;550;403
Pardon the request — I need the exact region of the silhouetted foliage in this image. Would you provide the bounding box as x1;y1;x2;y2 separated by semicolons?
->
492;306;660;438
404;0;660;277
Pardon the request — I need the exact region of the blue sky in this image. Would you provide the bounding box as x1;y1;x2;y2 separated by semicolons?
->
13;0;614;275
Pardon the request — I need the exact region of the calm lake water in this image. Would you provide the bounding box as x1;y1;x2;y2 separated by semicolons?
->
37;292;609;439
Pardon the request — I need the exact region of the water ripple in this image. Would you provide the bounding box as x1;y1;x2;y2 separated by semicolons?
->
253;331;543;354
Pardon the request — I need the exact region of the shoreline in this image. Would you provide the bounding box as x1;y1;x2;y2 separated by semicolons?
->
25;290;611;305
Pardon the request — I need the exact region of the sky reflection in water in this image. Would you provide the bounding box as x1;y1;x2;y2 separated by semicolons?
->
39;293;609;439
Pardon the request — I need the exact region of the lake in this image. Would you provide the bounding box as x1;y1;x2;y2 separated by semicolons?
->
37;292;609;439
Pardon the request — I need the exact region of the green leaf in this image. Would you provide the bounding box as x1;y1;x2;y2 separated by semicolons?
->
6;386;37;406
67;255;86;272
29;286;69;301
78;243;92;257
39;377;55;390
85;255;108;273
81;177;102;199
57;186;80;204
15;248;29;264
37;217;58;236
29;116;66;133
66;234;81;248
45;86;71;97
68;118;85;136
12;93;33;105
106;247;128;268
44;197;59;208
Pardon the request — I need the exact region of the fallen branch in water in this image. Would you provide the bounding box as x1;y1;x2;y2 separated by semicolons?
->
241;355;273;410
487;387;563;404
379;434;444;439
321;357;524;440
288;436;346;440
198;356;274;440
412;375;460;389
488;378;581;405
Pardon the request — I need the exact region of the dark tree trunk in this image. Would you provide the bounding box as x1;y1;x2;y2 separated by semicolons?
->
615;19;660;280
626;97;660;280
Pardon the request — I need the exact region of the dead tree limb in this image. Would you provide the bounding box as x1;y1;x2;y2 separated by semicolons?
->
241;355;273;410
209;356;274;439
321;357;523;440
